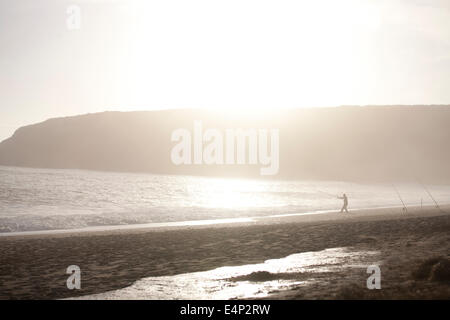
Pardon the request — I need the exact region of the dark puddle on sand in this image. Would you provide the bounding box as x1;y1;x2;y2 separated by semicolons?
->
74;247;380;300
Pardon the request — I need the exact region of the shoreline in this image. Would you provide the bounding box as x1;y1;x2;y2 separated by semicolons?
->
1;205;449;299
0;204;446;239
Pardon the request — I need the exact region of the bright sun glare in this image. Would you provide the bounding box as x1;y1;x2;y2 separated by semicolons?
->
112;0;383;111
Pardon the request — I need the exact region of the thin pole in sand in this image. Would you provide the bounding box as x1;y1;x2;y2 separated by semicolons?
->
392;184;407;213
420;182;441;210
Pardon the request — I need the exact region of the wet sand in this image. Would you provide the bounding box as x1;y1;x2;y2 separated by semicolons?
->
0;205;449;299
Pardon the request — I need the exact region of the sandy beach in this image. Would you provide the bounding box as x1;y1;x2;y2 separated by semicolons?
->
1;205;449;300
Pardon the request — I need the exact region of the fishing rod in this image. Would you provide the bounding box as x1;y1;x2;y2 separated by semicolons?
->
316;189;338;197
392;184;407;213
422;184;439;208
418;181;445;213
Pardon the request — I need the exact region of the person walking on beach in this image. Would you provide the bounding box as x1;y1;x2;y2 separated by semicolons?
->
338;193;348;213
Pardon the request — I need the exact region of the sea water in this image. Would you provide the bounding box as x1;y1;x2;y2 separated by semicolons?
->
1;165;449;233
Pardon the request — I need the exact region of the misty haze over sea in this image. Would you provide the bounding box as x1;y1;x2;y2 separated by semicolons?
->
1;107;450;233
2;107;450;181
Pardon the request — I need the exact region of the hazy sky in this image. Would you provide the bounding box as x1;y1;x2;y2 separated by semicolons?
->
1;0;450;141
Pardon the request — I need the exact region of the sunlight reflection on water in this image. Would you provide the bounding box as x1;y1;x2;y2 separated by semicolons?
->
76;247;380;300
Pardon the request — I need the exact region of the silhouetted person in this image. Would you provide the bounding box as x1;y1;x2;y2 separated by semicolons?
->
338;193;348;213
